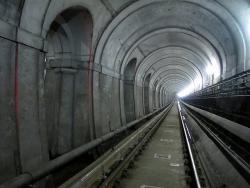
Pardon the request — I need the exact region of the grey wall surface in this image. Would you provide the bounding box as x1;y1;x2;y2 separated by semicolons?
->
0;0;250;185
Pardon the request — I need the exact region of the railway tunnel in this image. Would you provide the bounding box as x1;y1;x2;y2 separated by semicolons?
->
0;0;250;188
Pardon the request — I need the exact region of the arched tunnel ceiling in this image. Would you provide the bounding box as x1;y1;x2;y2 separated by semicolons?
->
95;0;248;98
96;0;246;98
5;0;250;100
154;73;194;91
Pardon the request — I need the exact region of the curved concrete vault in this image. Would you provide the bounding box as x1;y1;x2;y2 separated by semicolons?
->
0;0;250;185
95;0;249;117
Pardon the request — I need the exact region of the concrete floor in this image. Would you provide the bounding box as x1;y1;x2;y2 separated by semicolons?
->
119;104;188;188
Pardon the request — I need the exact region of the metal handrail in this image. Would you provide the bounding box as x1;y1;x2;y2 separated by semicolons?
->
190;70;250;97
0;106;168;188
177;101;201;188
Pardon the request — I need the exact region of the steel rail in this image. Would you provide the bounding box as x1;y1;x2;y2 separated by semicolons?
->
181;101;250;144
99;103;172;188
177;101;201;188
0;105;168;188
184;104;250;183
59;102;173;188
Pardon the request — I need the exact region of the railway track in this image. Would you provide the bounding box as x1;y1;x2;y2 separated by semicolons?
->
182;102;250;188
58;101;249;188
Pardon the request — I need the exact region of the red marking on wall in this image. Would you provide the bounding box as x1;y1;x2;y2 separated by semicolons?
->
87;17;94;139
14;43;19;127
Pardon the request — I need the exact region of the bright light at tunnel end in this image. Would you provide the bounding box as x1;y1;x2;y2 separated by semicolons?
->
177;84;194;98
177;57;221;98
177;77;202;98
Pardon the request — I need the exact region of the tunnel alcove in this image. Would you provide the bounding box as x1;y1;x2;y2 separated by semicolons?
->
44;7;93;158
123;58;137;123
152;79;159;110
144;73;151;114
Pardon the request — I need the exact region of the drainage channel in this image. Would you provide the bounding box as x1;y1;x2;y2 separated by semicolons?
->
59;102;203;188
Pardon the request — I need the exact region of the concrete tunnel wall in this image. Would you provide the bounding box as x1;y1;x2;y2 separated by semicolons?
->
0;0;250;184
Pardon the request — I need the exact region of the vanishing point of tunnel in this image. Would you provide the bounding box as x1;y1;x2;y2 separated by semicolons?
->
0;0;250;188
